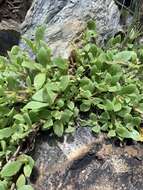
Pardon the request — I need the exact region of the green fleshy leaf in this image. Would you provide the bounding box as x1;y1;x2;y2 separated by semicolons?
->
0;128;14;140
18;185;34;190
34;73;46;90
16;174;26;188
1;161;22;177
23;101;48;110
53;121;64;137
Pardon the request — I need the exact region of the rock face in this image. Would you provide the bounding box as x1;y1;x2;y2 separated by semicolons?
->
30;128;143;190
21;0;121;58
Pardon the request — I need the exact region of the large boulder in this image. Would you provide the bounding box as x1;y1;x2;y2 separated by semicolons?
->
21;0;121;58
30;128;143;190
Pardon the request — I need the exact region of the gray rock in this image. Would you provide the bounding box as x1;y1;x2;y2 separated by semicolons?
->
29;128;143;190
21;0;121;58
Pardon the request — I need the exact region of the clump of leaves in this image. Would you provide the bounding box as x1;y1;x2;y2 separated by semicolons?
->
75;21;143;140
0;26;79;189
0;22;143;189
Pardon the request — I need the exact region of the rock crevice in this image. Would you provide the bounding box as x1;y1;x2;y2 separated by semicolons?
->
0;0;32;55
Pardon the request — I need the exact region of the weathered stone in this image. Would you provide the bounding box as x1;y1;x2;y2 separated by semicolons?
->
21;0;121;58
29;128;143;190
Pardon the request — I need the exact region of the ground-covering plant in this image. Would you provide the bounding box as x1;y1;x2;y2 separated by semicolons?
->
0;21;143;189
